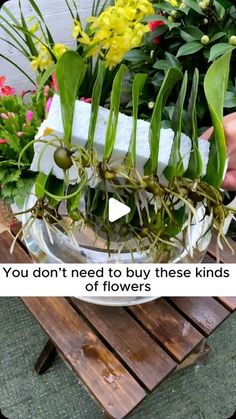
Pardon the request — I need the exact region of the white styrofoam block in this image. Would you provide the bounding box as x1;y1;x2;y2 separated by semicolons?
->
31;94;210;180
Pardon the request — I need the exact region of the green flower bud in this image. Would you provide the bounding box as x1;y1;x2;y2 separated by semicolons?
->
168;16;174;23
199;1;208;9
201;35;210;45
229;35;236;46
148;101;155;110
171;10;179;19
203;18;208;24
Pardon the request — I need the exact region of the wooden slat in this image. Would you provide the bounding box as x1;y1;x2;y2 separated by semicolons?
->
22;297;146;419
170;297;230;336
216;297;236;312
69;298;176;391
202;253;216;263
207;232;236;263
128;299;203;363
0;231;32;263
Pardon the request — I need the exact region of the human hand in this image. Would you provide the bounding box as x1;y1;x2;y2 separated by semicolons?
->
201;112;236;190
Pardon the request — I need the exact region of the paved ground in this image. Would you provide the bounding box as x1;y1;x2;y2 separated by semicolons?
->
0;297;235;419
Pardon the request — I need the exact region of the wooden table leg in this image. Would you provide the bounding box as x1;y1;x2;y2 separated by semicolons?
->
177;339;210;371
35;339;57;375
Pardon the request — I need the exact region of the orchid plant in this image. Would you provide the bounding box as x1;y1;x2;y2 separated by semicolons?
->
16;50;236;260
0;0;155;101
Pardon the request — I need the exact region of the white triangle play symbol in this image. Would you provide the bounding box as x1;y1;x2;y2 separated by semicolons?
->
108;198;131;223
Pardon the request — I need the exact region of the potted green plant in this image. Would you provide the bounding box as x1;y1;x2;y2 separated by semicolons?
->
12;49;234;305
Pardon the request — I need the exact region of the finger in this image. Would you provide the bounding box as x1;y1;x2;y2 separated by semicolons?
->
200;126;213;140
222;170;236;191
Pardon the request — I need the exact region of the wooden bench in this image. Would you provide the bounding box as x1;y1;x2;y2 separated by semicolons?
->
0;230;236;419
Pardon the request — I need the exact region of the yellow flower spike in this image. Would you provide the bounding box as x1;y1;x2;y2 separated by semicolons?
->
30;58;40;72
39;44;48;53
52;43;68;60
77;31;91;45
83;0;154;68
72;19;82;39
29;23;39;34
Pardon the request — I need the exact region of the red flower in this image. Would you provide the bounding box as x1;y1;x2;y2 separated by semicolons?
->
80;97;92;103
0;76;15;96
0;139;8;144
149;19;165;45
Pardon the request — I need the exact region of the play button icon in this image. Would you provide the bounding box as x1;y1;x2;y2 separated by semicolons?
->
108;198;131;223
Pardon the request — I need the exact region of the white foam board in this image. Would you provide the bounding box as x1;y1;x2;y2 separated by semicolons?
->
31;94;210;180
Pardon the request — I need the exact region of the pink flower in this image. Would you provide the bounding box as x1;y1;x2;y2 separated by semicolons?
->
17;131;23;137
149;19;165;45
80;97;92;103
44;85;50;97
45;97;53;114
26;110;34;123
0;138;7;144
0;76;15;96
0;113;8;119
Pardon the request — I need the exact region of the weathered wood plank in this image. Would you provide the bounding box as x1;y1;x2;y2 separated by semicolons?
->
170;297;230;336
69;298;176;391
0;231;31;263
216;297;236;312
128;299;203;363
22;297;146;419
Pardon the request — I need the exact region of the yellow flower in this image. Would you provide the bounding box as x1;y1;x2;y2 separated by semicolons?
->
30;44;53;72
72;19;82;39
29;22;39;34
43;127;54;136
52;43;68;59
31;57;40;72
77;31;91;46
84;0;154;68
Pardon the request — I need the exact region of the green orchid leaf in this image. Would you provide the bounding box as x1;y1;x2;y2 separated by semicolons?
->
203;52;232;188
35;172;48;199
164;71;188;182
126;73;147;168
45;175;64;207
56;51;88;144
27;0;54;45
0;54;36;86
67;175;88;220
103;64;127;161
87;60;106;148
144;67;182;176
18;0;38;56
36;64;57;100
165;206;186;237
185;68;203;179
0;7;30;50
